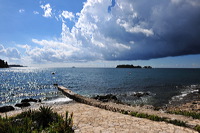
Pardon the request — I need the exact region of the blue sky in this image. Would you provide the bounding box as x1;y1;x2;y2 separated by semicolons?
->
0;0;200;68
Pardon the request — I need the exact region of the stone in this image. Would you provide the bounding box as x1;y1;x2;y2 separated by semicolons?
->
192;101;197;104
0;106;15;113
15;102;31;108
21;98;38;103
133;92;150;98
92;94;121;103
57;86;200;133
53;84;58;86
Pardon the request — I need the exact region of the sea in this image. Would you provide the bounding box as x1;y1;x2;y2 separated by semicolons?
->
0;67;200;107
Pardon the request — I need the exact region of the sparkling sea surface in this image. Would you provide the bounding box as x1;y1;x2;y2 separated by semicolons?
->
0;67;200;107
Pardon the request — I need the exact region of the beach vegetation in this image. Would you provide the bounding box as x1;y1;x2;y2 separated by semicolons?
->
0;106;74;133
147;115;166;121
167;110;200;119
121;110;129;115
129;111;167;121
194;125;200;132
128;111;188;127
166;119;186;127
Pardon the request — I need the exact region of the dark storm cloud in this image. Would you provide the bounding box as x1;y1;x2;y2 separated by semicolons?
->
95;0;200;60
29;0;200;62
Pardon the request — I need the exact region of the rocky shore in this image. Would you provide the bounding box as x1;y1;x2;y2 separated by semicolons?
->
166;90;200;113
57;86;200;128
0;98;41;113
0;86;199;132
90;90;200;113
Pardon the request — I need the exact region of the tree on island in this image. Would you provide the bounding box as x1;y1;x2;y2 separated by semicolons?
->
116;64;152;69
0;59;9;68
143;66;152;69
116;64;142;68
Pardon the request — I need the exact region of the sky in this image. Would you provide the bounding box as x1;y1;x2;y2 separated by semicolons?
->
0;0;200;68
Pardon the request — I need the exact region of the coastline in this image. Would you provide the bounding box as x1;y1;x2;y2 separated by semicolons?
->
166;90;200;112
0;86;200;132
1;100;198;133
56;86;200;129
1;86;200;115
1;67;200;111
1;86;199;115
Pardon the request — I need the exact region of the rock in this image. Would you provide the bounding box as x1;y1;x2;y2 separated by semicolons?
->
93;94;121;103
21;98;40;103
102;99;109;102
192;101;197;104
0;106;15;113
133;92;150;98
15;102;31;108
143;105;155;110
198;88;200;94
53;84;58;86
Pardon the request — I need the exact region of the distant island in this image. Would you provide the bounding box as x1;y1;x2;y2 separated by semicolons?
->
0;59;26;68
0;59;9;68
9;64;26;67
116;64;152;69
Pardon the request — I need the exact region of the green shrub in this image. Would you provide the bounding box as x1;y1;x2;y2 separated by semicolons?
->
168;110;200;119
126;111;200;132
130;111;138;116
129;111;166;121
147;115;166;121
194;125;200;132
0;106;74;133
166;119;186;127
36;106;59;128
136;113;148;118
121;110;128;115
0;117;13;133
47;111;74;133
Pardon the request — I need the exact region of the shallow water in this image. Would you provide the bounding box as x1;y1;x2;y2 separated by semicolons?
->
0;67;200;106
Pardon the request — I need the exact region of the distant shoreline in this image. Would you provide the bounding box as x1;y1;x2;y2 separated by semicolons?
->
0;59;26;68
8;65;27;67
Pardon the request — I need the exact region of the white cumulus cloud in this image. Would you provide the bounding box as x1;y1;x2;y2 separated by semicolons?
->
0;45;21;59
25;0;200;63
40;3;52;18
61;11;75;21
29;38;81;62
